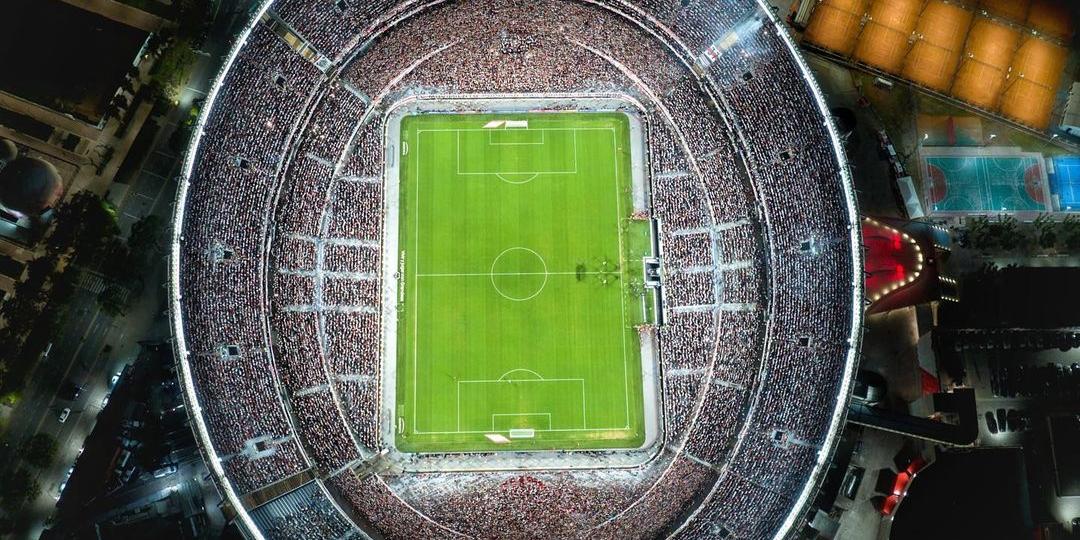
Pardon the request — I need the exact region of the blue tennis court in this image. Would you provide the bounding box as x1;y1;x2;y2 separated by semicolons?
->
923;149;1051;215
1050;156;1080;211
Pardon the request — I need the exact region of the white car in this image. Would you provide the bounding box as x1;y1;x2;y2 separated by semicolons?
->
101;393;111;408
153;465;177;478
58;408;71;423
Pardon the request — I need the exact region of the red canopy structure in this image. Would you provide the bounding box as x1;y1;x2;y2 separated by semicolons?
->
863;216;941;314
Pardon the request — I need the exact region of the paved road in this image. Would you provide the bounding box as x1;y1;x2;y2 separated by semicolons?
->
0;3;250;536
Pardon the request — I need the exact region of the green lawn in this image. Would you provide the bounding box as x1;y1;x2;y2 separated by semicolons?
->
394;112;651;453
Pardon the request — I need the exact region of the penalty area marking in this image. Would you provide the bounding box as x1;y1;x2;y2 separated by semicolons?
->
495;172;538;184
451;377;588;434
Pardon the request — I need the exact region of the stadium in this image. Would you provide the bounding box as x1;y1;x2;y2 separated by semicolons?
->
169;0;864;538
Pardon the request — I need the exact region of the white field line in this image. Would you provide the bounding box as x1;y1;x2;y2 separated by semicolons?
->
443;378;585;436
488;129;546;145
450;127;588;175
491;413;552;431
416;271;604;277
408;122;637;439
611;128;631;429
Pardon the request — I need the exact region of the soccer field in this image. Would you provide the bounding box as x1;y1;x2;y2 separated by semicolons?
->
393;111;652;453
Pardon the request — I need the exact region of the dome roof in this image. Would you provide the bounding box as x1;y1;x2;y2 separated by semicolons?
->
0;139;17;162
0;157;64;216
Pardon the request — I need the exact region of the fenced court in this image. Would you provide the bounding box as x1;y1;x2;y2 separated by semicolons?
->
802;0;1072;130
902;0;971;92
923;147;1051;215
951;19;1019;109
1050;156;1080;211
999;37;1068;129
802;0;866;55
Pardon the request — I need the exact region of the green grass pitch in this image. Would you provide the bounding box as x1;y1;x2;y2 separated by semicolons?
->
393;111;652;453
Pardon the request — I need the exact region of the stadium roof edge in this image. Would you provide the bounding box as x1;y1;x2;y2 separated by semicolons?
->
168;1;278;538
752;2;866;539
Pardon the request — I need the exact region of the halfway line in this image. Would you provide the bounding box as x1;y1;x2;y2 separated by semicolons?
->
416;271;607;277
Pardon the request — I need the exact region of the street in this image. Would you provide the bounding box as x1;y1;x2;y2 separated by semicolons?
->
0;2;248;536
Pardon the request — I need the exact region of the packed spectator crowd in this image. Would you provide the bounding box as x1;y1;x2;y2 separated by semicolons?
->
172;0;861;538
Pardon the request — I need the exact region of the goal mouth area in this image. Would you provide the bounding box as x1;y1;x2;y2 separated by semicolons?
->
377;94;662;471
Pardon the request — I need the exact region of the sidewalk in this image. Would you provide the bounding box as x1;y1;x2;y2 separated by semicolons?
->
59;0;169;32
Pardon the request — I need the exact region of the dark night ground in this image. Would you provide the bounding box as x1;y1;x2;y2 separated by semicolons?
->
0;0;146;123
892;449;1032;539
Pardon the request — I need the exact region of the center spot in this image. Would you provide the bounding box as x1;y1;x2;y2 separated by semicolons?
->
490;247;548;301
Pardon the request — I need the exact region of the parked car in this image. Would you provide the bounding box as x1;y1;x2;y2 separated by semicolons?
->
1006;409;1021;432
852;370;887;406
58;408;71;424
152;464;177;479
984;411;998;434
842;466;866;499
58;381;83;401
997;408;1008;432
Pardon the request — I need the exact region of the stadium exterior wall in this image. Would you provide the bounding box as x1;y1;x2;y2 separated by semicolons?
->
168;1;279;539
756;2;865;538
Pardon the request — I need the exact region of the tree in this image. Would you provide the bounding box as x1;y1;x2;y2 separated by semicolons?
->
149;38;197;103
47;191;120;262
127;215;164;263
22;433;58;469
0;468;41;511
994;215;1022;251
964;216;993;249
1032;213;1057;249
1061;215;1080;251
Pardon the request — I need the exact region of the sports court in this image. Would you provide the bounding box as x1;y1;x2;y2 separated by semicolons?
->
923;148;1051;214
802;0;1072;130
1050;156;1080;211
393;112;651;453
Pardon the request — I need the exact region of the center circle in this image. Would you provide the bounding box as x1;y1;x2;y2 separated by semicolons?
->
490;247;548;301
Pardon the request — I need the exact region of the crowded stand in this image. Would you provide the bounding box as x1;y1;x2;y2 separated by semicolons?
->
660;232;713;269
224;439;308;496
250;481;358;540
714;310;766;387
322;277;379;308
685;472;793;539
274;156;334;238
326;179;383;240
591;454;717;539
652;173;711;232
270;311;326;392
323;243;380;275
659;310;716;371
272;236;317;271
662;370;706;440
719;265;765;305
270;273;315;308
333;379;381;450
300;83;367;162
665;270;716;308
328;471;466;539
171;0;862;538
682;380;748;464
324;312;380;377
289;390;361;472
394;471;652;539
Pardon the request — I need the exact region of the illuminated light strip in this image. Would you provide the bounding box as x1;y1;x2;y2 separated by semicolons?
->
752;2;866;539
168;2;278;539
864;217;925;302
